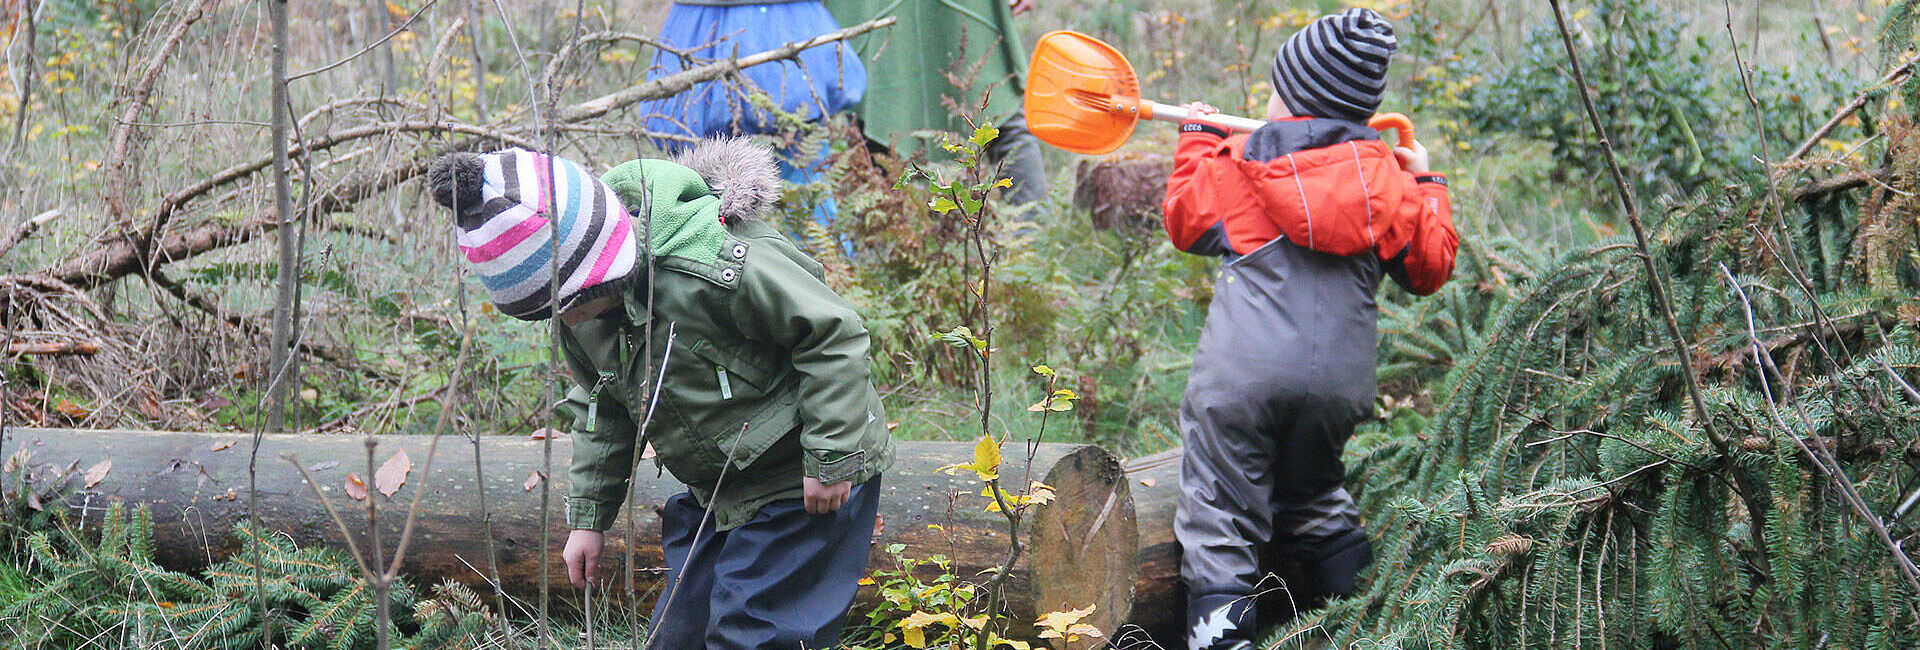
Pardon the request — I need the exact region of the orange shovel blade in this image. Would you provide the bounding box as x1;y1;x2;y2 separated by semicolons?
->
1025;30;1143;155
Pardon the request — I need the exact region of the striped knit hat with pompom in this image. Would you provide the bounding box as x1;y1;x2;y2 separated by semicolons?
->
1270;8;1398;123
427;148;637;321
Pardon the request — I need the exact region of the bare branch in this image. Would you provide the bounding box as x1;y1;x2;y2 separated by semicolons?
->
558;16;896;123
1718;264;1920;608
0;210;61;259
288;0;441;83
5;341;101;356
105;0;216;230
145;267;395;383
1787;57;1918;163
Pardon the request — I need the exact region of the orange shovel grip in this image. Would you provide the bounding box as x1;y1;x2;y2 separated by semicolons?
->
1368;113;1417;148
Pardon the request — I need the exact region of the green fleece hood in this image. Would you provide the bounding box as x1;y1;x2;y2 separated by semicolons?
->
600;137;784;265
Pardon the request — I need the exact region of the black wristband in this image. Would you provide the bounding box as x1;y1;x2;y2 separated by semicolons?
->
1180;122;1230;139
1414;174;1447;186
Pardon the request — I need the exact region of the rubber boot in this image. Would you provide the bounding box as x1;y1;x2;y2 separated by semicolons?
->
1186;592;1257;650
1307;529;1373;603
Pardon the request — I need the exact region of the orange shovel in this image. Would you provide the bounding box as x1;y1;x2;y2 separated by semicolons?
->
1025;30;1416;155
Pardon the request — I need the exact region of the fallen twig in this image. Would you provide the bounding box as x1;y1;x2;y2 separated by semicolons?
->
0;210;61;259
37;19;899;294
145;268;394;384
5;341;101;356
1794;169;1890;202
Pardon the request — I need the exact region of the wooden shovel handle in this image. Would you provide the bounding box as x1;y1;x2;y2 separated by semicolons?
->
1144;102;1420;147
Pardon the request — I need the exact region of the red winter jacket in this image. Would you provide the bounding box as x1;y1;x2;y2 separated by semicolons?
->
1162;118;1457;295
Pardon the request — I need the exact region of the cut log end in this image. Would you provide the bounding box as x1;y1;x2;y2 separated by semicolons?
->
1027;445;1138;649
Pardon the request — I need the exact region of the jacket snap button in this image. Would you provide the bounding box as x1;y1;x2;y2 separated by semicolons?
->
732;244;747;259
721;268;737;282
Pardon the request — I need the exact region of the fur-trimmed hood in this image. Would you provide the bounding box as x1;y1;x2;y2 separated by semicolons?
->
669;137;782;223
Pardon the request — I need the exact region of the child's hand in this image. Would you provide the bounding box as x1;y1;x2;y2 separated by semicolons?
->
804;476;851;514
1394;140;1431;174
1182;101;1219;120
562;529;604;588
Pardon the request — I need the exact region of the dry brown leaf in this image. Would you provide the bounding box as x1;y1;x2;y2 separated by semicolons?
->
84;460;112;489
1139;478;1156;487
344;473;369;501
3;449;30;474
55;399;91;419
139;396;167;421
872;514;885;538
375;449;411;498
1486;534;1535;557
26;490;42;511
529;428;564;440
210;441;234;452
523;470;544;492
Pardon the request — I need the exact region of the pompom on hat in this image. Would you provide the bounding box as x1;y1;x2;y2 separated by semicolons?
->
1270;8;1399;123
428;149;637;321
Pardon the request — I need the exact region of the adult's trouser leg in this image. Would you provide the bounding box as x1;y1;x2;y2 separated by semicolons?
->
985;111;1050;208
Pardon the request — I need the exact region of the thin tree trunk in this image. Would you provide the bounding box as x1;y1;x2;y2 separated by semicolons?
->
266;0;297;431
5;0;38;158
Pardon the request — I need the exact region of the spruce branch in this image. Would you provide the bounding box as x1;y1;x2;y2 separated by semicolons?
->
1546;0;1724;452
1719;264;1920;611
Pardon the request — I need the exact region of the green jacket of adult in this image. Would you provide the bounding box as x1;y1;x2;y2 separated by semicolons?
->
825;0;1027;149
559;140;894;532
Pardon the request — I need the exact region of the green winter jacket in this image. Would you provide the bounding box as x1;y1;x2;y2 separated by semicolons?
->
558;146;893;532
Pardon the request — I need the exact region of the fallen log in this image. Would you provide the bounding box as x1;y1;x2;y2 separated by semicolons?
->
1;427;1134;646
1122;448;1184;642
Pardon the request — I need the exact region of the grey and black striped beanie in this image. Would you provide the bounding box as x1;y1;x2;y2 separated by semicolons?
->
1270;8;1398;123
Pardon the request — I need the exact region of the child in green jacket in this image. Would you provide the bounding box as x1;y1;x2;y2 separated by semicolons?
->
428;138;894;649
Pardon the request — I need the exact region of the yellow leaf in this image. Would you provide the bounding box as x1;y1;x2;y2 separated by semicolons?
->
900;610;958;629
902;626;925;648
971;436;1000;481
1035;604;1098;632
857;576;876;586
1027;481;1056;506
970;124;1001;148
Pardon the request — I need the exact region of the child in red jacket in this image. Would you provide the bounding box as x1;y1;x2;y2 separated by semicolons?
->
1163;9;1457;650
